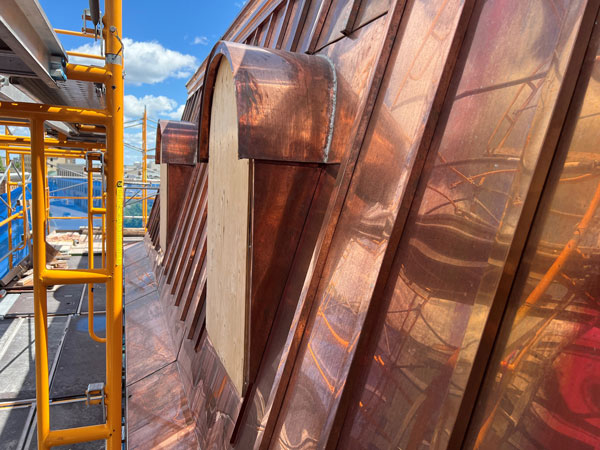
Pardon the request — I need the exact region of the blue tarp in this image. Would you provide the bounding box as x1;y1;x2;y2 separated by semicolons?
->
0;177;157;279
0;182;32;280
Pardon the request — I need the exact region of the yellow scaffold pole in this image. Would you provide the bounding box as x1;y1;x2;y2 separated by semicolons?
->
87;155;106;344
103;0;125;448
142;106;148;228
0;0;124;447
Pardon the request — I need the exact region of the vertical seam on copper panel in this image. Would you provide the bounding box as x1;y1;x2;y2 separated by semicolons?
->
342;0;363;35
290;0;312;51
235;167;326;447
276;0;295;49
306;0;335;54
319;55;337;162
322;0;481;446
450;2;600;448
261;0;411;447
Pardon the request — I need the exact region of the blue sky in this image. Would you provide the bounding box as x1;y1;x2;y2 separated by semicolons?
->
37;0;247;163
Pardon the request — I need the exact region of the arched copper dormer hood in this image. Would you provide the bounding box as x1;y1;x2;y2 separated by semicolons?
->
198;41;343;163
154;120;197;250
194;41;350;395
155;120;198;165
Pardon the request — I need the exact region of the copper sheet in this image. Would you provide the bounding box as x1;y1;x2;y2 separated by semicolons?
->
161;164;204;285
166;164;195;249
233;15;390;449
226;0;288;44
236;11;397;448
169;174;207;298
314;0;355;51
277;0;301;50
294;0;327;53
320;15;388;170
270;0;474;446
235;166;337;449
127;362;199;449
248;162;322;383
159;288;185;354
266;3;287;48
176;226;207;318
198;41;338;163
160;164;208;351
177;282;207;398
188;332;242;449
170;187;207;302
336;1;594;449
280;0;310;51
354;0;392;31
125;289;176;386
140;1;600;448
123;257;158;305
146;194;160;248
463;16;600;450
123;241;147;267
155;120;197;165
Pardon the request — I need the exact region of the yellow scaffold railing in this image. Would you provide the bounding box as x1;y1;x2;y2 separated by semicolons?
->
0;126;29;271
0;0;124;447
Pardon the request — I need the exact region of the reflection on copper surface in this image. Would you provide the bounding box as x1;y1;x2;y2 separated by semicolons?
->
155;120;198;165
336;1;591;449
464;26;600;450
198;41;338;163
133;0;600;449
273;0;472;447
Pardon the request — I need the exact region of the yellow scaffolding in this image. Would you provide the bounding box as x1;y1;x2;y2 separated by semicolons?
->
0;126;28;271
0;0;124;447
86;151;106;344
142;107;148;229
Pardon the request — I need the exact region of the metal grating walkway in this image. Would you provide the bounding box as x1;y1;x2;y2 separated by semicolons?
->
0;247;127;449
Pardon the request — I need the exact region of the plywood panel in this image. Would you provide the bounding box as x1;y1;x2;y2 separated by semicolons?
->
159;163;168;251
206;57;251;396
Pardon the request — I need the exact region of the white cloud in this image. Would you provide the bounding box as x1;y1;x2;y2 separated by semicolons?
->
193;36;209;45
7;126;30;137
124;94;179;122
235;0;248;8
122;94;185;160
123;128;149;165
68;38;197;86
167;104;185;120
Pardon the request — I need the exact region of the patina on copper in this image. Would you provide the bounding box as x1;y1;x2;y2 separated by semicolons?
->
198;41;340;163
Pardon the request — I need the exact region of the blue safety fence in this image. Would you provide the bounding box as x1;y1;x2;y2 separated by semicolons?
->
0;183;32;280
0;176;157;280
48;176;103;231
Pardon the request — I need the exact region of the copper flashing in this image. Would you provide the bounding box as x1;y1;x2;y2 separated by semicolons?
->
198;41;339;163
155;120;198;165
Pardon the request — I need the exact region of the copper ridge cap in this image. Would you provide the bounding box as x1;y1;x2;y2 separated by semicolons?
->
197;40;340;164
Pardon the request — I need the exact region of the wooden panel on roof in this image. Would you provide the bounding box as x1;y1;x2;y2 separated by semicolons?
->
206;57;252;396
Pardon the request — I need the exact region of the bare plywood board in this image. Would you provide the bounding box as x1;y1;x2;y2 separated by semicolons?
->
159;163;168;251
206;57;251;396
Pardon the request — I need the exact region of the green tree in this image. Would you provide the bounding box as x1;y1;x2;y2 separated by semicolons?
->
10;158;21;171
123;202;143;228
